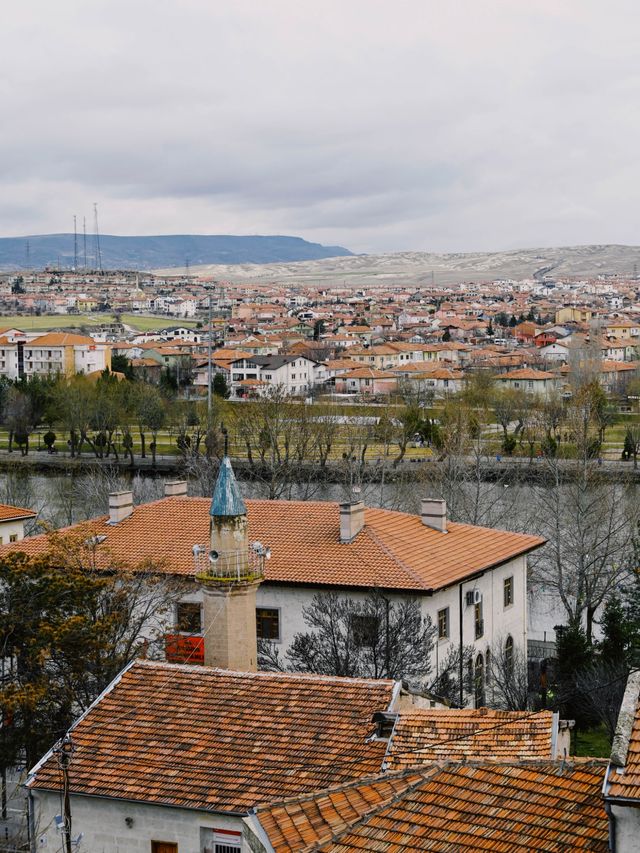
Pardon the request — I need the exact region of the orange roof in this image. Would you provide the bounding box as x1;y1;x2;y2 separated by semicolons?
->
0;503;36;521
30;332;98;346
6;498;545;592
255;760;609;851
342;367;397;379
386;709;556;768
28;660;393;812
497;368;556;380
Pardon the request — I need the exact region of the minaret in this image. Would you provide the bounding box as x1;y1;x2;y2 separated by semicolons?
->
200;455;262;671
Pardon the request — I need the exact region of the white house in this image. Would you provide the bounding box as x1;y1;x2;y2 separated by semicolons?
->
5;465;545;710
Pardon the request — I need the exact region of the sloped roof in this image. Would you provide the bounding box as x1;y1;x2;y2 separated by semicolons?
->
254;769;423;852
254;760;608;852
385;709;555;768
4;499;545;592
0;503;36;522
28;661;394;812
30;332;97;346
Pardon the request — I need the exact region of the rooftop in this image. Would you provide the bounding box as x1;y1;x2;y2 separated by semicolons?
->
254;759;608;852
5;498;545;592
28;661;394;812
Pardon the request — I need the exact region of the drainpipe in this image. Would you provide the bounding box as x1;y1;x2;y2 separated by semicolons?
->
27;790;36;853
459;583;464;708
602;765;617;853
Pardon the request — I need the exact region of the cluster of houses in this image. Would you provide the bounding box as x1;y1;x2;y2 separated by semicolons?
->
0;458;636;850
2;266;640;399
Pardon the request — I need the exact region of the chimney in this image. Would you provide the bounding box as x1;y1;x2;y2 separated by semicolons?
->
340;501;365;543
108;491;133;524
421;498;447;533
164;480;188;497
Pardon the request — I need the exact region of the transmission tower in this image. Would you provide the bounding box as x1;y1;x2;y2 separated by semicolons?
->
73;215;78;270
93;203;102;272
83;217;87;269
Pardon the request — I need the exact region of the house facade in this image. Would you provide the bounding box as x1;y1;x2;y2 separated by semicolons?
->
6;465;545;710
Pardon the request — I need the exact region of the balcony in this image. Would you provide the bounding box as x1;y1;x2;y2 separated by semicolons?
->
191;542;269;584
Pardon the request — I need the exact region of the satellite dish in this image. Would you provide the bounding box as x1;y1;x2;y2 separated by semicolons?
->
209;550;219;563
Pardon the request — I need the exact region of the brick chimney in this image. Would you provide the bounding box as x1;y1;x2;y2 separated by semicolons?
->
108;491;133;524
340;501;365;543
200;457;262;672
164;480;188;497
421;498;447;533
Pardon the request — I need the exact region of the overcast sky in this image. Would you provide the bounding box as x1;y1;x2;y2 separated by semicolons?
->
1;1;638;254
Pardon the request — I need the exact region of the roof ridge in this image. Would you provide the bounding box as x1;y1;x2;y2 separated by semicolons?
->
133;659;396;686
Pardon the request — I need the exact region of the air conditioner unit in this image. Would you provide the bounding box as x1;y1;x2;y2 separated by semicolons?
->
465;589;482;607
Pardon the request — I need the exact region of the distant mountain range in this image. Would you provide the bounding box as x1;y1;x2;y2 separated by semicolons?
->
0;234;353;271
171;244;640;286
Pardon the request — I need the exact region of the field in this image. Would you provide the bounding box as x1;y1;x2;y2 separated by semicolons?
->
0;313;115;331
0;312;199;333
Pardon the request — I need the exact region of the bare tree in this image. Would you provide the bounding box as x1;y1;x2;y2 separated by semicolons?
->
259;589;435;686
486;635;530;711
530;457;638;641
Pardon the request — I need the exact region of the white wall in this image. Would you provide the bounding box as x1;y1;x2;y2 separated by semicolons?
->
611;803;640;853
31;790;245;853
0;518;26;545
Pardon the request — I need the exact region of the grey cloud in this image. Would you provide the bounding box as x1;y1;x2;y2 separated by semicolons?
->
1;1;639;253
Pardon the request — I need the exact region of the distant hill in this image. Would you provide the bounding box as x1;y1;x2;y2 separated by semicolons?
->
0;234;353;271
172;244;640;286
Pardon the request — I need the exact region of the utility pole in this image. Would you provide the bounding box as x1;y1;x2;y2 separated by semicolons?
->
54;734;75;853
73;215;78;270
207;292;213;416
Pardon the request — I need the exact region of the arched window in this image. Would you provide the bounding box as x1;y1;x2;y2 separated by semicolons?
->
505;635;514;679
474;653;485;708
485;648;491;687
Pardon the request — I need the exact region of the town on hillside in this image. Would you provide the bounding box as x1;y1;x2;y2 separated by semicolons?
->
0;263;636;851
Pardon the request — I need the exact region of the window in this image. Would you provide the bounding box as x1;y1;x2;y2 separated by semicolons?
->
8;534;17;543
474;653;485;707
505;635;514;678
351;613;379;648
437;607;449;639
503;576;514;608
256;607;280;641
485;648;491;687
176;602;202;634
201;828;242;853
474;600;484;639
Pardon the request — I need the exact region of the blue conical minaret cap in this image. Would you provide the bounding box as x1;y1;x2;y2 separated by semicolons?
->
210;456;247;517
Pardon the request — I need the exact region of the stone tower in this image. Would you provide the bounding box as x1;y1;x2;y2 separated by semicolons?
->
200;456;263;671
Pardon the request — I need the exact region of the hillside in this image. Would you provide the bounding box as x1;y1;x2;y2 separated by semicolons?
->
0;234;353;271
165;244;640;286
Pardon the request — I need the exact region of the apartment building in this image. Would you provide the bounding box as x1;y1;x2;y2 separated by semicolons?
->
0;330;111;380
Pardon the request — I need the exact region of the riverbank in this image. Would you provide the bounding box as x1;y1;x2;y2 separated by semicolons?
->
0;449;638;485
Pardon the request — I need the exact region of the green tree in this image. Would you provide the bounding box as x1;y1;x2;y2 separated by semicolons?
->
0;533;180;769
554;621;595;729
111;353;135;380
213;372;231;399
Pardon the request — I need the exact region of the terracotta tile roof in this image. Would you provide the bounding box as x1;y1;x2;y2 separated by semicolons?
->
256;760;608;852
0;503;36;521
497;368;556;380
28;661;394;812
254;769;424;852
385;709;556;768
6;499;545;592
30;332;97;346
